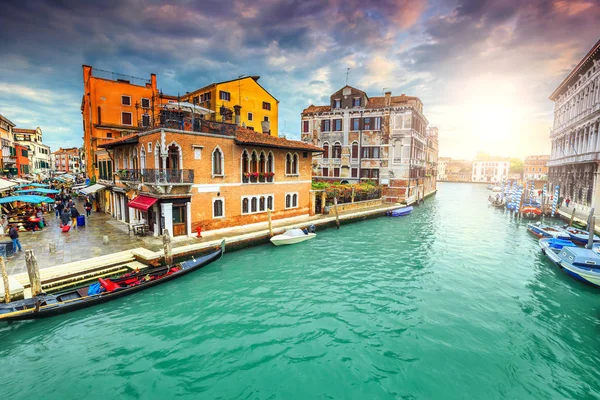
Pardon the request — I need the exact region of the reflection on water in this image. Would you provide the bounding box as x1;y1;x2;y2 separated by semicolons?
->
1;182;600;399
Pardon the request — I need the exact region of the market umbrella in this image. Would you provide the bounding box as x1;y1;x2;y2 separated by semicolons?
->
15;188;60;194
0;195;55;204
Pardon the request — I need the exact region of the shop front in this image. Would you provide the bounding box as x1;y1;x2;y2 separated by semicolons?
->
128;193;191;237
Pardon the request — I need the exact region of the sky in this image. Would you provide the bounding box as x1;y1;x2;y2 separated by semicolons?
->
0;0;599;159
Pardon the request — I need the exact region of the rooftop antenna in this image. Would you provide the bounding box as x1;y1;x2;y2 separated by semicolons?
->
345;68;351;86
382;87;388;95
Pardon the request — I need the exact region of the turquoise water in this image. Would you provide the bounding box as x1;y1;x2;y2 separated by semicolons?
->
2;182;600;399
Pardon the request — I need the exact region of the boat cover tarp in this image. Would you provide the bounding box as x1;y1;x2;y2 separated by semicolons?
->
283;229;308;238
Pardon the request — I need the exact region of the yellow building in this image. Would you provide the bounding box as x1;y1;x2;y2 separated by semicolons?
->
183;76;279;137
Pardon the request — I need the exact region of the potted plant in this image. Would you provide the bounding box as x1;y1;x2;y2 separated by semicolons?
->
250;172;259;183
265;171;275;182
243;172;250;183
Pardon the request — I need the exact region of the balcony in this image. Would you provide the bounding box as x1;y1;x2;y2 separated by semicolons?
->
242;173;275;183
331;158;341;165
118;168;194;185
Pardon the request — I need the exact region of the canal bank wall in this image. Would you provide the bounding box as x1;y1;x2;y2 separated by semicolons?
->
1;202;407;301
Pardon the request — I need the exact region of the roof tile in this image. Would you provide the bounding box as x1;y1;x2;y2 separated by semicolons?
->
235;128;322;152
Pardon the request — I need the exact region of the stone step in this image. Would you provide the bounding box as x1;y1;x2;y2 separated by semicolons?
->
0;276;25;302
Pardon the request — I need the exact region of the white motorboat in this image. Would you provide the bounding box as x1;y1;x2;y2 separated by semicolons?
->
270;228;316;246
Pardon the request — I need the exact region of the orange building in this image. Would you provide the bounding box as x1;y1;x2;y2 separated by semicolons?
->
15;144;29;177
99;117;320;237
81;65;174;180
524;155;549;181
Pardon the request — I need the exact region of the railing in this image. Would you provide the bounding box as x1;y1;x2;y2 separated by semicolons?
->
242;173;274;183
138;112;237;137
321;158;330;165
332;158;341;165
92;68;151;86
118;168;194;184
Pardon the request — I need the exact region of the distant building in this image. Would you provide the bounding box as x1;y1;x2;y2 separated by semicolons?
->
0;114;16;176
437;157;450;181
548;38;600;211
424;127;439;196
182;76;279;136
471;160;509;182
13;127;51;176
446;159;472;182
524;155;549;180
52;147;81;173
301;85;431;203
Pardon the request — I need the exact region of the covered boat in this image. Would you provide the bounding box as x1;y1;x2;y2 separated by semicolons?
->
556;246;600;287
539;238;576;264
527;222;570;239
270;228;316;246
521;206;542;219
0;242;225;322
386;206;413;217
563;227;600;246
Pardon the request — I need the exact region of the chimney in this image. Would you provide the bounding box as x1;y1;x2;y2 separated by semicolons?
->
150;73;157;90
385;91;391;107
234;105;242;126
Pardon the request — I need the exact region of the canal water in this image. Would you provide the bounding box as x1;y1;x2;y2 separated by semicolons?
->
2;182;600;399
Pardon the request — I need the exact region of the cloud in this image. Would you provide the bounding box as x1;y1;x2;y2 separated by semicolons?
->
0;0;597;159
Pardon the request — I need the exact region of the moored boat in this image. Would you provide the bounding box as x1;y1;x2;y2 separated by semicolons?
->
539;237;576;264
0;242;225;322
270;228;316;246
556;246;600;287
563;226;600;246
387;206;413;217
527;222;570;239
521;206;542;219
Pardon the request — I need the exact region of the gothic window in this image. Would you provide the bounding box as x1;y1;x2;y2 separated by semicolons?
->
212;147;223;176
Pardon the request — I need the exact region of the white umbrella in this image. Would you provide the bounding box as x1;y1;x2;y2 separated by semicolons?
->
163;102;214;115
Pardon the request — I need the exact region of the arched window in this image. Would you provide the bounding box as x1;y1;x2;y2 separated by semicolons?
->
267;196;273;210
241;149;249;182
259;196;265;211
286;153;292;175
351;141;359;159
333;142;342;159
267;151;274;172
212;147;223;176
242;198;249;214
259;151;266;173
286;194;291;208
251;197;257;212
292;153;299;174
322;142;329;159
132;148;138;170
167;143;181;169
250;151;258;173
292;193;298;207
140;148;146;169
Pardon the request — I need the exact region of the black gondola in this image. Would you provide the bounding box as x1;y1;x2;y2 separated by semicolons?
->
0;241;225;322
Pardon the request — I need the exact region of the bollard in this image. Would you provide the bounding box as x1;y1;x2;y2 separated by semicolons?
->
48;241;56;254
569;208;576;227
25;249;42;297
162;229;173;267
0;256;9;303
103;235;109;245
267;209;273;237
334;197;340;229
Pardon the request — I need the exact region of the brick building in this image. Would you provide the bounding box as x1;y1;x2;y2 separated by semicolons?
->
98;115;321;237
524;155;549;180
301;85;432;203
52;147;81;173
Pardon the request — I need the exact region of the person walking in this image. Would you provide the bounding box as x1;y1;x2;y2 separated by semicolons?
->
56;199;64;218
84;199;92;217
70;206;80;228
54;200;61;218
566;198;571;208
7;224;22;253
60;207;72;228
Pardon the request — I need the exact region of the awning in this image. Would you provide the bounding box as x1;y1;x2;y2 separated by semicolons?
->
0;180;16;193
163;102;214;115
0;195;55;204
128;195;158;211
79;184;106;195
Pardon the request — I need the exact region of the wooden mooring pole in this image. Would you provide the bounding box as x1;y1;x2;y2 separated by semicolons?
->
0;256;9;303
569;208;576;227
25;249;42;297
333;197;340;229
267;209;273;237
162;229;173;267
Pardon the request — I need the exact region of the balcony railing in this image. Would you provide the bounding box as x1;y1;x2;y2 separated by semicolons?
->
118;168;194;184
242;173;275;183
138;112;237;137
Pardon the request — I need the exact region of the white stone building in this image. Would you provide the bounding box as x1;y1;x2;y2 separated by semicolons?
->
471;160;509;183
549;38;600;211
301;85;431;203
437;157;450;181
13;127;51;176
